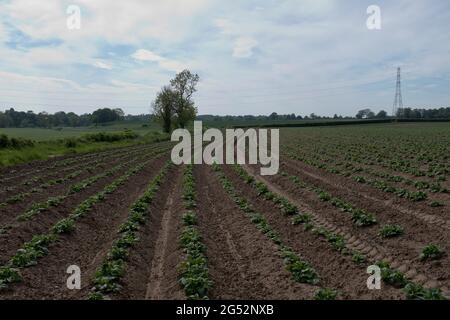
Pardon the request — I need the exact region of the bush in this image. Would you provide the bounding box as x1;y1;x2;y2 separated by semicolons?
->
82;130;138;143
0;134;34;149
64;138;77;148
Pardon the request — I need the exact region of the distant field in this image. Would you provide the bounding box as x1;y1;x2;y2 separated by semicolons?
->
200;118;353;128
0;121;160;141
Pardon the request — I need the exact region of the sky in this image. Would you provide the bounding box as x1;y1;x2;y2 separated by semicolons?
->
0;0;449;117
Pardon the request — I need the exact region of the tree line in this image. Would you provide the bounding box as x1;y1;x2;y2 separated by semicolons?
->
396;107;450;119
0;107;142;128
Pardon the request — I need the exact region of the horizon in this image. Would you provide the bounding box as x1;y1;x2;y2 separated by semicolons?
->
1;1;450;117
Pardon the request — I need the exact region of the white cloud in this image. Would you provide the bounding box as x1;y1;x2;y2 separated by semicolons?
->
132;49;185;72
93;61;113;70
0;0;212;44
232;37;258;58
1;0;450;116
132;49;164;62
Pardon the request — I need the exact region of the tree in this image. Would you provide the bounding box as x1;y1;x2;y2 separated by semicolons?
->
152;86;177;133
170;69;199;128
356;108;373;119
92;108;121;124
113;108;125;119
376;110;387;119
269;112;278;120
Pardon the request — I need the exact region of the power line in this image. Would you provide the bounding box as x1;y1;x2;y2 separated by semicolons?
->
392;67;404;116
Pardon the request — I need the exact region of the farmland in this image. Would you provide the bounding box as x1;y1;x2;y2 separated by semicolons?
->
0;122;449;300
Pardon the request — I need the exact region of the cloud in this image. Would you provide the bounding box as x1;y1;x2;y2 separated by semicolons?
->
132;49;185;72
232;37;258;58
1;0;450;116
93;61;113;70
132;49;164;62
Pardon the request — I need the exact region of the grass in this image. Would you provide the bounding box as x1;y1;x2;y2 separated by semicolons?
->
0;121;160;141
0;129;169;167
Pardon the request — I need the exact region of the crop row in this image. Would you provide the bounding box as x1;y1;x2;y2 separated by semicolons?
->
211;164;338;299
283;149;448;207
0;155;165;290
285;143;449;195
281;126;450;181
178;164;212;300
88;161;172;300
0;142;135;183
0;142;164;197
281;171;378;228
230;164;448;300
1;145;169;231
1;148;134;208
0;142;169;202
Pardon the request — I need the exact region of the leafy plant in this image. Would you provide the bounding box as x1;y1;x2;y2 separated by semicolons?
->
92;259;125;293
379;225;404;238
314;288;338;300
292;213;312;225
281;248;319;285
404;283;447;300
430;201;444;207
10;234;56;268
51;218;75;234
420;244;444;261
352;252;366;264
318;191;331;202
351;209;377;227
376;261;407;288
0;267;22;288
278;198;298;215
183;211;197;226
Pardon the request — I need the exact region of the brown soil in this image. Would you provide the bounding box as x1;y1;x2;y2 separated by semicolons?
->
0;138;447;300
244;162;450;295
0;155;169;300
223;165;404;300
194;164;318;300
0;144;158;202
0;152;168;265
283;157;449;224
116;166;185;300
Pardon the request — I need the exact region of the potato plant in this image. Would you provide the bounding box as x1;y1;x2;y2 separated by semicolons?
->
0;157;164;290
178;165;212;300
89;161;172;299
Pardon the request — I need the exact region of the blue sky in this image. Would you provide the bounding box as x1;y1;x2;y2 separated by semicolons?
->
0;0;449;116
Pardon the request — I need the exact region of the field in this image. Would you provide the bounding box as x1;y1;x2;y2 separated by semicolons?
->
0;122;449;300
0;121;160;141
0;122;167;167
